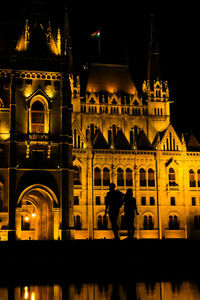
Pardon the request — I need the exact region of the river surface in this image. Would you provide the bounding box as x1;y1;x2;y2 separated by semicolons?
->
1;281;200;299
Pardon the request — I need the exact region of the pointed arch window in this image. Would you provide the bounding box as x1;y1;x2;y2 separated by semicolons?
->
117;168;124;186
189;169;196;187
94;167;101;186
97;215;108;230
168;215;179;230
126;168;133;186
140;168;146;187
103;168;110;186
31;100;45;133
148;168;155;186
143;215;154;230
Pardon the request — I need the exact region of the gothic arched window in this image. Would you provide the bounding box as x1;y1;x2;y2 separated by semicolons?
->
189;169;196;187
117;168;124;186
103;168;110;186
143;215;154;230
94;167;101;186
31;100;45;133
97;215;108;230
168;215;179;230
126;168;133;186
140;168;146;187
148;168;155;186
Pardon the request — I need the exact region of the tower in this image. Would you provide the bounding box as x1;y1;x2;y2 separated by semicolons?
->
0;1;74;240
143;14;172;137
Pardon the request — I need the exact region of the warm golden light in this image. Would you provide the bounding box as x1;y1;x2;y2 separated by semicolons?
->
32;213;36;218
24;86;34;98
31;292;35;300
45;87;54;98
24;287;28;299
24;216;29;222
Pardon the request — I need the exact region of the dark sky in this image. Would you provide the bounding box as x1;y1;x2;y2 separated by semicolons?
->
1;1;199;137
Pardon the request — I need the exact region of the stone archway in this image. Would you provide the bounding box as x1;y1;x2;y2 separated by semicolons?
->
16;185;58;240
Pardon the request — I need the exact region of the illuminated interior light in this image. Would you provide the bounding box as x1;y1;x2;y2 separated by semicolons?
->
24;287;29;299
24;216;29;222
32;213;36;218
31;292;35;300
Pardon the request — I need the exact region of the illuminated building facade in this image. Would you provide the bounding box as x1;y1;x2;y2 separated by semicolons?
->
71;21;200;240
2;281;200;300
0;3;200;241
0;2;74;240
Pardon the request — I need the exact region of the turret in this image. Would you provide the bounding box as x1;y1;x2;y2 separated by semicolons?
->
143;14;173;134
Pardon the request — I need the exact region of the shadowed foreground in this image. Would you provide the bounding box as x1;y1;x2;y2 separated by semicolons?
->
0;239;199;284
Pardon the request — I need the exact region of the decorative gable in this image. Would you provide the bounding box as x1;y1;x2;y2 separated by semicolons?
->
25;88;53;108
159;124;184;151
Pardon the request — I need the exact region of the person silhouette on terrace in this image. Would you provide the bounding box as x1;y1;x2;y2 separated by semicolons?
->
124;188;139;239
105;183;124;240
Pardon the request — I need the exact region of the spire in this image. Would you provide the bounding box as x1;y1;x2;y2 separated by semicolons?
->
147;13;161;81
63;1;73;73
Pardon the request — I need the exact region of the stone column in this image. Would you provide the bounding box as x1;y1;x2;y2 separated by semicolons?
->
8;73;16;241
60;74;73;240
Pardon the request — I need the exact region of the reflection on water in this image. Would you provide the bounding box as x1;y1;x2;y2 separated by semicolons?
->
1;281;200;299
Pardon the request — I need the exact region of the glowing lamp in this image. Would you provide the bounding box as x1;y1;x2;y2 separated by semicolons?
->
32;213;36;218
24;216;29;222
31;292;35;300
24;287;29;299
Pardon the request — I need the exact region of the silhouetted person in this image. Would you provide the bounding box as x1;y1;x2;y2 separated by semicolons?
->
124;189;139;239
105;183;124;240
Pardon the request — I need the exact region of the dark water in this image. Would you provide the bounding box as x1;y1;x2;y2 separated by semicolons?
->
2;281;200;299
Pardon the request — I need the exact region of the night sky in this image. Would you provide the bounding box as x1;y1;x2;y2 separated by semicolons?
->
1;1;199;138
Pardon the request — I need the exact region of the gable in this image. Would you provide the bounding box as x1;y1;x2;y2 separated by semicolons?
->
26;88;53;108
159;124;182;151
187;132;200;151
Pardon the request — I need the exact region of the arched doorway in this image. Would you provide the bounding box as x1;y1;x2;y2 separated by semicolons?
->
16;185;59;240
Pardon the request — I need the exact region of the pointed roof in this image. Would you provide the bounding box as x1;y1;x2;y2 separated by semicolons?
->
0;2;72;72
187;132;200;151
16;19;59;57
92;129;109;149
137;130;154;150
153;129;167;147
114;131;131;150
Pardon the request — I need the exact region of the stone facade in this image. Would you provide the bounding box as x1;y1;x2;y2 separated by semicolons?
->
72;63;200;240
0;3;200;241
0;4;74;240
